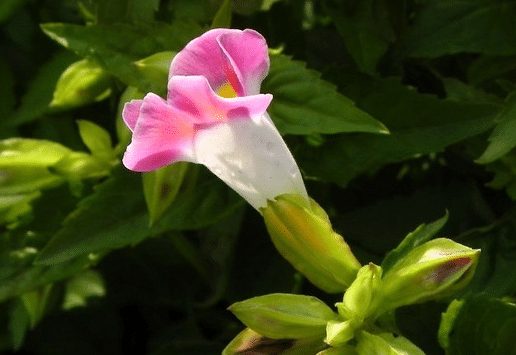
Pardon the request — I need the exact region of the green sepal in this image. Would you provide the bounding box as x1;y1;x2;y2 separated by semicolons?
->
77;120;116;163
325;320;355;347
356;331;425;355
382;238;480;310
223;328;326;355
142;162;190;226
261;194;361;293
134;51;175;88
228;293;338;339
49;58;113;109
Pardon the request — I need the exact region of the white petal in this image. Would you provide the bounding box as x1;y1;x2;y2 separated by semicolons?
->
193;113;307;210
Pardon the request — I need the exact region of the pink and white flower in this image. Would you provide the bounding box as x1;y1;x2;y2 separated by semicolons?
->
122;29;307;210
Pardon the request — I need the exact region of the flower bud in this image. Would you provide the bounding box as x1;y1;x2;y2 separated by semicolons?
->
261;194;361;293
336;263;383;321
382;238;480;310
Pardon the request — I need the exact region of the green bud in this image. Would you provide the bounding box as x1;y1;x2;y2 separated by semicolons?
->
356;331;425;355
382;238;480;310
337;263;383;321
261;194;361;293
228;293;337;339
50;59;112;109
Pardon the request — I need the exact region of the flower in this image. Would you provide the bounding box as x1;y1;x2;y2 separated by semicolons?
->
122;29;307;210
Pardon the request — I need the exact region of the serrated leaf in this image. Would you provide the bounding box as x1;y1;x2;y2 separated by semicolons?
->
263;54;388;135
403;0;516;58
40;22;203;94
228;293;337;339
477;91;516;164
35;167;243;265
438;296;516;355
297;75;501;187
50;59;113;109
381;213;448;273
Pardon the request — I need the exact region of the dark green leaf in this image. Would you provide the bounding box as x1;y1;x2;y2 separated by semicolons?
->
438;296;516;355
0;0;28;23
381;213;448;273
40;22;203;93
93;0;160;24
34;167;243;265
324;0;394;73
297;76;501;186
263;54;388;135
211;0;231;29
403;0;516;57
477;91;516;164
9;51;79;126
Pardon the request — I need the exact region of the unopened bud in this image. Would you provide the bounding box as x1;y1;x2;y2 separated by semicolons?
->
261;194;361;293
382;238;479;310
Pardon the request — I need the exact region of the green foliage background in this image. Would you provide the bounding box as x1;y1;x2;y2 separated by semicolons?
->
1;0;516;354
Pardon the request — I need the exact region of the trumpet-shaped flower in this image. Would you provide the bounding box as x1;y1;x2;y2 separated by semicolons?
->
122;29;307;210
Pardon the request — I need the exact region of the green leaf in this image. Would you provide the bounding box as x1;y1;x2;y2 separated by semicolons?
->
438;296;516;355
297;75;501;187
93;0;160;24
263;54;388;135
476;91;516;164
211;0;232;29
50;59;113;109
9;50;79;126
143;162;190;226
8;298;30;350
468;55;516;86
381;213;448;273
228;293;337;339
403;0;516;57
34;167;243;265
77;120;115;162
40;22;203;93
324;0;394;73
62;269;105;310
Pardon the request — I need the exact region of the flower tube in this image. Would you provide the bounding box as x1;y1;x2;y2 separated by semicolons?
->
122;29;307;210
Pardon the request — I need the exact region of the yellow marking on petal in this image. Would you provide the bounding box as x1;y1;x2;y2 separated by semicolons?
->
217;81;238;98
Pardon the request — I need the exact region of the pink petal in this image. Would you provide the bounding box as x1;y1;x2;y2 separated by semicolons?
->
218;29;269;96
167;76;272;125
169;29;269;96
122;99;143;132
122;93;195;172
